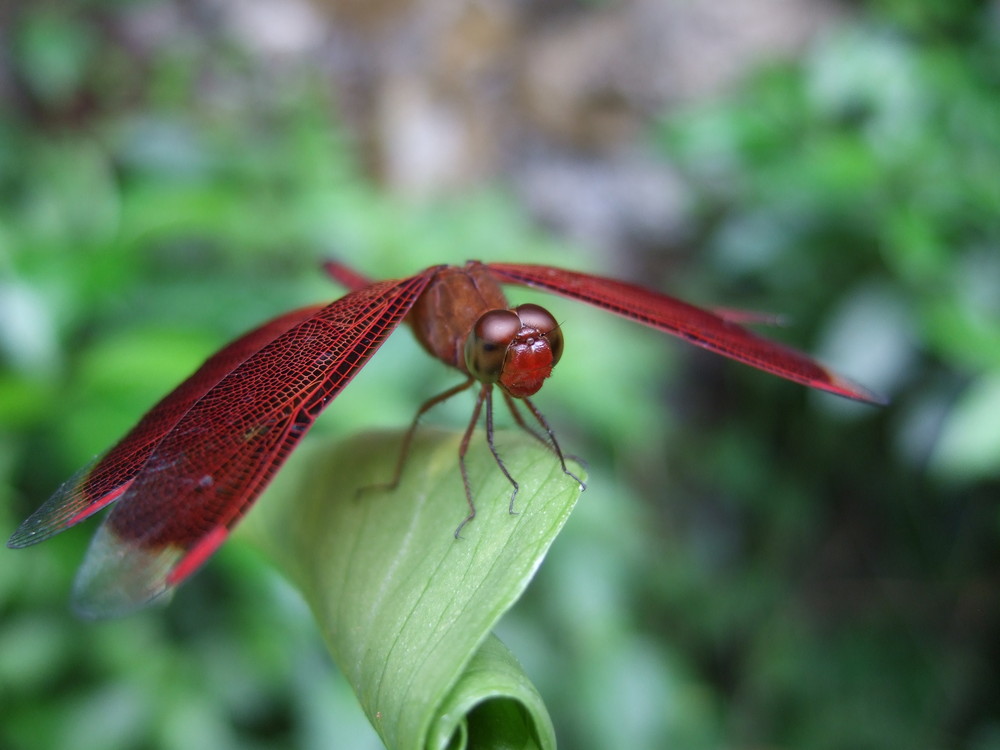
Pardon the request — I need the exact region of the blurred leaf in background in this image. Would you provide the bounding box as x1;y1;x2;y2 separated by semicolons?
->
2;0;998;749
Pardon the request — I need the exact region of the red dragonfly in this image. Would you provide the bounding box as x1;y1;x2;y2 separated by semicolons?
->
7;260;883;617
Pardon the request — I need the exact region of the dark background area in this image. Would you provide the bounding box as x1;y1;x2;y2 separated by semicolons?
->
1;0;998;748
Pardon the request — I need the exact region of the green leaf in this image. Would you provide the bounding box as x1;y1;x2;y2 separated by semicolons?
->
240;427;585;750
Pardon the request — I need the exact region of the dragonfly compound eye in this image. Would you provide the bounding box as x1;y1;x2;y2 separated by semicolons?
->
514;303;563;366
465;309;521;383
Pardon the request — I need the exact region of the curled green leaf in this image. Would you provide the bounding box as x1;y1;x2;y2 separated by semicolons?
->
241;428;585;750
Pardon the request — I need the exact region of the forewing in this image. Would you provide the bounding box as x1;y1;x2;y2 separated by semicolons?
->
322;259;375;292
7;306;325;549
486;263;884;404
72;272;435;617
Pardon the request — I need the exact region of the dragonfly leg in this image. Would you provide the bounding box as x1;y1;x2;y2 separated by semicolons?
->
505;393;587;491
484;386;520;515
455;383;488;537
361;378;475;497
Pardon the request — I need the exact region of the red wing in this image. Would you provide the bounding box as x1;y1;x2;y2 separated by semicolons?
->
70;272;435;617
7;306;325;549
485;263;885;404
322;259;375;292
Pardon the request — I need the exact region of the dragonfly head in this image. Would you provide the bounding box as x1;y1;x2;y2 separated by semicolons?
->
464;303;564;398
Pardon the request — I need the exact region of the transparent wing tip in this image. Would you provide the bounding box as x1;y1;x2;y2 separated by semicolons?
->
71;523;180;619
825;370;889;406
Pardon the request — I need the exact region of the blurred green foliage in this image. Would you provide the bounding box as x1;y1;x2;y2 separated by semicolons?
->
1;1;998;749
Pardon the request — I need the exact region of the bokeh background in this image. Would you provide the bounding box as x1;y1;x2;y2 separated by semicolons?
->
1;0;998;748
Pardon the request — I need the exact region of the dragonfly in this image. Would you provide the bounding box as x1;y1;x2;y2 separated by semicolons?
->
7;260;884;617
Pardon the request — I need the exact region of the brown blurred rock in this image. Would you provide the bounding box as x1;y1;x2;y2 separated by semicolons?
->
213;0;845;249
